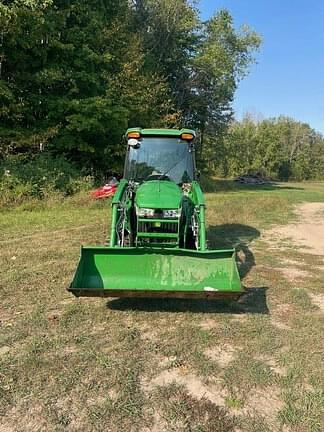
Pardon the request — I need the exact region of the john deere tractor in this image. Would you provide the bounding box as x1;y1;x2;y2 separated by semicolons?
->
69;128;242;299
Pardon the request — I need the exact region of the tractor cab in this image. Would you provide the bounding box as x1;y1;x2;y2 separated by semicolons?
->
123;129;197;249
124;128;196;185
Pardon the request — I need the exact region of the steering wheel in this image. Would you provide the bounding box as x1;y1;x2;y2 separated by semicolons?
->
146;173;170;181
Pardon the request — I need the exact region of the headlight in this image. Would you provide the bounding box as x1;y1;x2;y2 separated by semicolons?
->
136;207;155;217
163;209;181;218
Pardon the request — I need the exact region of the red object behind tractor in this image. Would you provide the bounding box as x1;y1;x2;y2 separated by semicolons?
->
90;182;118;199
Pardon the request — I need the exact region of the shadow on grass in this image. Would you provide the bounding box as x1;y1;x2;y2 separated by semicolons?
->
106;287;268;314
200;177;304;193
208;223;260;279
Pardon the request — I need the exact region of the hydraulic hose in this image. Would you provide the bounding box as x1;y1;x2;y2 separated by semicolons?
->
199;205;206;251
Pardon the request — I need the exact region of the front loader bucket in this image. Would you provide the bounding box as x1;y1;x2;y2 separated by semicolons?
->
68;247;242;299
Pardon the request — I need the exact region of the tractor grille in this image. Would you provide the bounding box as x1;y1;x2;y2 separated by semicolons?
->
137;219;179;246
139;237;177;245
138;220;178;234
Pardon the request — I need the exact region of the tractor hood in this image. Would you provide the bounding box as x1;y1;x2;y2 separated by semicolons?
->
135;180;182;209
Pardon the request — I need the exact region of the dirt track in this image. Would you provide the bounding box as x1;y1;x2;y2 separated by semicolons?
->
266;202;324;257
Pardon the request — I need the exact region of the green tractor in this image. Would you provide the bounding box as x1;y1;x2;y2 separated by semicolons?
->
69;128;242;299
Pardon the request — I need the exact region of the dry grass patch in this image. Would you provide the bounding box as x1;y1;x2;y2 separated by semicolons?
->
1;403;49;432
277;267;311;281
270;303;296;331
198;317;219;330
204;344;239;368
0;346;11;356
255;355;287;377
142;368;227;406
243;386;283;422
308;292;324;312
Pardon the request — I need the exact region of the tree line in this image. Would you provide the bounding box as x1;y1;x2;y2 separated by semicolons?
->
205;115;324;181
0;0;260;171
0;0;322;187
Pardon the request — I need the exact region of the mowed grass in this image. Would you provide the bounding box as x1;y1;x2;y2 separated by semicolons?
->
0;180;324;431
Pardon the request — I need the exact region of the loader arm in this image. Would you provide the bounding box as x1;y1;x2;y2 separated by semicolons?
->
109;179;128;247
190;181;207;251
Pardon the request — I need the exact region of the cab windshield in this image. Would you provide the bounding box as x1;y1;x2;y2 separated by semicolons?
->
124;137;194;184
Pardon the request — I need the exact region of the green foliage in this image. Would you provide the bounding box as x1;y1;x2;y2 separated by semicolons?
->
0;0;261;177
0;153;93;206
216;115;324;180
1;0;132;167
191;10;261;133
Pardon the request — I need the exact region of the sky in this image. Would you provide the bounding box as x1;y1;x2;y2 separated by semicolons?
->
199;0;324;133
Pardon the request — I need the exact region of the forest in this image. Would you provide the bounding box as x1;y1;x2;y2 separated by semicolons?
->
0;0;323;204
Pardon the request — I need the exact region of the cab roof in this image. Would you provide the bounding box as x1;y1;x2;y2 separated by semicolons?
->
126;128;196;138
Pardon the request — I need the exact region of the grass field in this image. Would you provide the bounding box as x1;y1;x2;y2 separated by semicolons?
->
1;180;324;432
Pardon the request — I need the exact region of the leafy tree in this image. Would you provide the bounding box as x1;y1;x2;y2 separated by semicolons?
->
189;10;261;150
1;1;130;167
221;115;324;180
0;0;262;176
131;0;199;111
